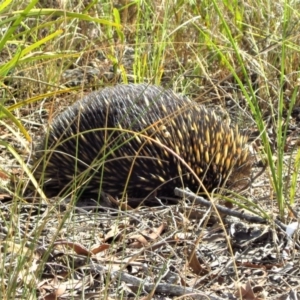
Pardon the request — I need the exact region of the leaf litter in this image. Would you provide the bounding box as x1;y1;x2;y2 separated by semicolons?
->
1;191;300;300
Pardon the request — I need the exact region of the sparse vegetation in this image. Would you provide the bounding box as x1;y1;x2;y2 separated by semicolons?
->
1;0;300;298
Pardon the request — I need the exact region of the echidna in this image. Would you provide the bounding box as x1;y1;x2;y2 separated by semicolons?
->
32;84;250;203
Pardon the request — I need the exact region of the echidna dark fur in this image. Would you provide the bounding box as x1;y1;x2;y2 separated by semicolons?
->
32;84;250;202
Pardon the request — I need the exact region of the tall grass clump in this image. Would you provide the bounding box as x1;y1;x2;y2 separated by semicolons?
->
0;1;120;298
209;0;300;219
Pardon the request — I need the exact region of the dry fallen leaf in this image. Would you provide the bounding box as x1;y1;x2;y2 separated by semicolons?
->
91;243;110;254
54;240;92;256
148;222;167;239
188;250;210;276
129;223;167;248
105;224;122;242
235;280;265;300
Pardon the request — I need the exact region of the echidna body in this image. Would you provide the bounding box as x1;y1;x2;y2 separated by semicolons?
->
33;84;250;200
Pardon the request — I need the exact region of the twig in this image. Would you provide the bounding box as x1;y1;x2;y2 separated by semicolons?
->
174;188;288;232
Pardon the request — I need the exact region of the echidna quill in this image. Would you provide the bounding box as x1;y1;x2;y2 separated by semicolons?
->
31;84;251;203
